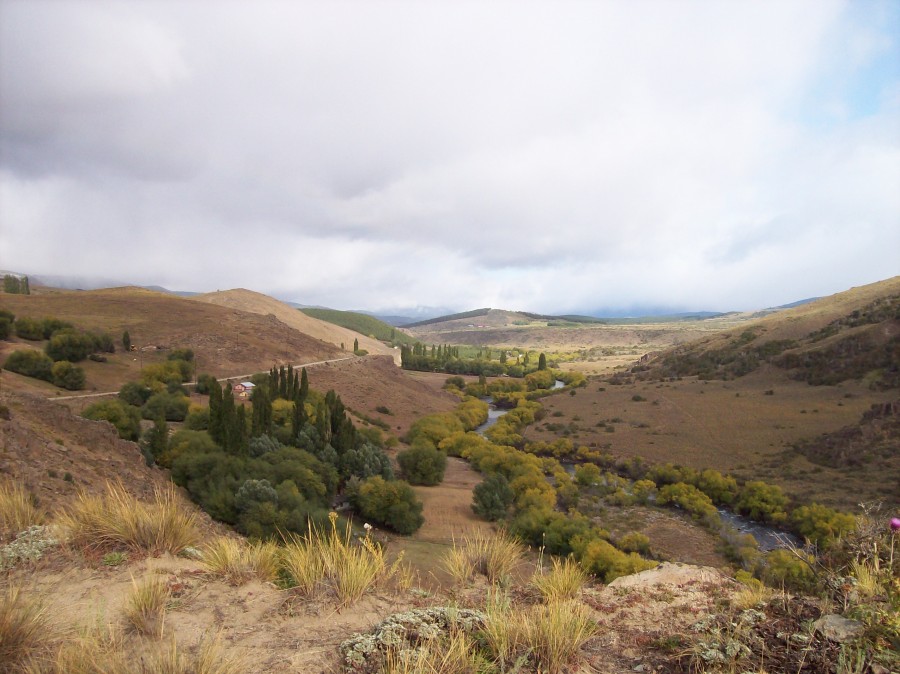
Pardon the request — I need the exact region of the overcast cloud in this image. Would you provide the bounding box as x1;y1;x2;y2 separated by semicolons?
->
1;0;898;315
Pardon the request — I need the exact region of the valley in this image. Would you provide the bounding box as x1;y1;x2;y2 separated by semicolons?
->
0;276;898;673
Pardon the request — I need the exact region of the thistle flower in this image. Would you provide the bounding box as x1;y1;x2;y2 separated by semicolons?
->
890;517;900;533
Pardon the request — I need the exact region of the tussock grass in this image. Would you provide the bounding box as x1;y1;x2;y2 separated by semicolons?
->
58;482;199;555
201;537;280;585
0;481;45;536
480;590;527;670
0;585;56;670
282;513;399;605
124;575;170;638
442;531;524;586
531;557;588;602
849;559;879;598
732;583;777;610
381;629;485;673
522;600;598;674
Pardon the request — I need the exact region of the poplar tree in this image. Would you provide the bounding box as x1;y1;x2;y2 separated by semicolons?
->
299;368;309;401
208;379;223;445
538;353;547;370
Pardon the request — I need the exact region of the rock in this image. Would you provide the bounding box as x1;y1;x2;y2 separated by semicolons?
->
812;614;864;643
608;562;727;588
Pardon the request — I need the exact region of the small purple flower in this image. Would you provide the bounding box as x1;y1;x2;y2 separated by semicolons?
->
891;517;900;533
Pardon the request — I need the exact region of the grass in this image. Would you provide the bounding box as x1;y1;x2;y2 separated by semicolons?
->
201;537;280;585
531;556;588;602
281;513;400;605
0;585;56;670
57;482;199;555
124;575;170;638
442;531;524;586
0;481;46;536
522;600;598;674
380;629;485;673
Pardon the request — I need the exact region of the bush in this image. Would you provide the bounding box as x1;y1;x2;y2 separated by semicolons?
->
762;549;816;592
12;317;45;340
45;331;96;362
575;537;656;583
141;392;189;421
118;381;152;406
195;373;218;395
397;443;447;486
3;349;54;381
354;476;424;535
790;503;856;548
735;481;789;525
81;399;142;441
0;317;10;340
472;473;515;521
50;360;86;390
657;482;718;521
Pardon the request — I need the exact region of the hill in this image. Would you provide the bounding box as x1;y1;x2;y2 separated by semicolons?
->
192;288;400;363
528;276;900;510
300;307;416;346
0;286;344;394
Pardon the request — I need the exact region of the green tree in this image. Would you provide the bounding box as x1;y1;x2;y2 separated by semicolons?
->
0;317;11;341
122;330;131;352
118;381;152;407
141;392;190;421
81;399;141;441
538;353;547;370
3;349;54;380
472;473;514;521
353;338;359;353
45;332;96;362
354;476;424;534
735;481;789;524
51;360;86;390
143;416;168;464
397;443;447;486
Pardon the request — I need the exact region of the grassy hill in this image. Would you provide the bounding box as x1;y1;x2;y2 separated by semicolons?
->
300;307;416;346
528;276;900;510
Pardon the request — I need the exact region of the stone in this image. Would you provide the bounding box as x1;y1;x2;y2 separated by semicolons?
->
812;614;864;643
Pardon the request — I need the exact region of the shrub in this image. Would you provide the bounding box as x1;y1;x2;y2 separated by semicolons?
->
195;373;218;395
45;331;96;362
397;443;447;486
762;549;816;592
118;381;152;406
618;532;651;555
735;481;789;525
0;317;11;340
472;473;515;521
183;405;210;431
657;482;718;521
575;537;656;583
141;392;189;421
790;503;856;548
3;349;54;381
81;399;141;441
12;317;46;340
51;360;86;390
354;477;424;535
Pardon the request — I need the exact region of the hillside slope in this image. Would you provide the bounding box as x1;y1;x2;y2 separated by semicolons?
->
193;289;400;363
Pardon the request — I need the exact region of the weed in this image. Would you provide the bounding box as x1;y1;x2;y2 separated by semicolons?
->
0;481;45;534
0;585;56;668
531;557;588;602
58;481;199;555
201;536;280;584
124;575;170;638
102;551;128;567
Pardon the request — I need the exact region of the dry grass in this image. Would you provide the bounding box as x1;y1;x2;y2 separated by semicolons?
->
0;482;45;536
201;537;280;585
124;575;170;638
522;600;598;674
0;585;56;671
849;559;879;598
442;531;524;586
282;514;399;605
531;556;588;602
732;582;777;611
380;629;485;674
57;482;199;555
480;590;527;671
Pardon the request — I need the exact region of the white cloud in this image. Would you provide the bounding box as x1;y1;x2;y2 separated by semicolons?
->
1;0;897;314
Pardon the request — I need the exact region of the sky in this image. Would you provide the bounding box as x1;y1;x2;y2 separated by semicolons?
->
1;0;898;317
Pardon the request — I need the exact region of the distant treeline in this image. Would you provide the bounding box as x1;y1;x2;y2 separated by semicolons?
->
300;308;416;346
402;308;492;329
400;341;548;377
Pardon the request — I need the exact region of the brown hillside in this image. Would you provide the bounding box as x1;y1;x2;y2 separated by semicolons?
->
0;286;343;392
302;355;458;438
193;288;400;363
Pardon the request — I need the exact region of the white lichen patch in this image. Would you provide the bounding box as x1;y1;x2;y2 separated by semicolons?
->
0;525;59;569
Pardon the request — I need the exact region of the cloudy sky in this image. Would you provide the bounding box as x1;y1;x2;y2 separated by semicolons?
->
1;1;898;316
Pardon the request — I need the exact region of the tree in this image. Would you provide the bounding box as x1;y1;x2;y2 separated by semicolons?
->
3;350;54;381
45;332;95;362
353;338;359;353
122;331;131;352
143;416;169;464
538;353;547;370
51;360;86;390
472;473;514;521
355;476;424;534
119;381;152;407
141;392;190;421
397;443;447;486
81;399;141;441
